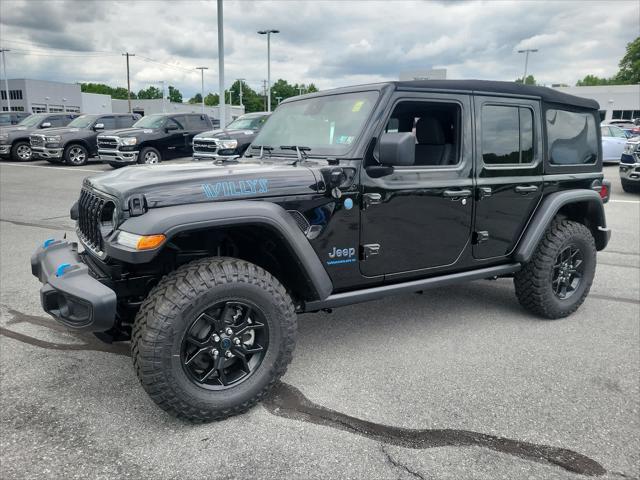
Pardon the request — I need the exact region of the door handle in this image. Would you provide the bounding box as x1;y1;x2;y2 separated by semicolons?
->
443;189;472;199
515;185;538;194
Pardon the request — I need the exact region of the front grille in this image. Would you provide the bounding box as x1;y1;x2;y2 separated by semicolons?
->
77;189;107;253
193;140;218;153
621;154;638;164
30;135;44;147
98;136;118;149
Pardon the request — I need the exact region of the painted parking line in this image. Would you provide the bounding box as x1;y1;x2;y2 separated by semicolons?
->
609;199;640;204
0;162;103;173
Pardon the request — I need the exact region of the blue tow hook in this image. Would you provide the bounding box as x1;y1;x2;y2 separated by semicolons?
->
43;238;55;249
55;263;72;277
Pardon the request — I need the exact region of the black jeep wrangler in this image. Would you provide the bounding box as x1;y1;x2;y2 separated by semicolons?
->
30;113;140;166
0;113;80;161
192;112;270;161
97;113;212;168
31;80;610;422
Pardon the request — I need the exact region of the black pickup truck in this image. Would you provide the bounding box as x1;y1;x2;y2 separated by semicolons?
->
0;113;79;161
31;80;610;422
192;112;270;161
30;113;140;166
97;113;212;168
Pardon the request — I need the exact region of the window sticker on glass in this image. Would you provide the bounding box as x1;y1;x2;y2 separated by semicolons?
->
352;101;364;112
335;135;354;145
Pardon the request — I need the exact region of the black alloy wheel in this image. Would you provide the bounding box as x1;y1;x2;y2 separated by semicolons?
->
551;245;584;300
181;300;269;390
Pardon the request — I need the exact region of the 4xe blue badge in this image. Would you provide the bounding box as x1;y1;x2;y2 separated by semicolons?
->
327;246;357;265
344;198;353;210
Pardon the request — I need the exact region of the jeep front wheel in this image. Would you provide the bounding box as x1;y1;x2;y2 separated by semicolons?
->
131;257;297;422
514;218;596;319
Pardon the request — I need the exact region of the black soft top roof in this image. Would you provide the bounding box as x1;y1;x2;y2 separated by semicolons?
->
392;80;598;110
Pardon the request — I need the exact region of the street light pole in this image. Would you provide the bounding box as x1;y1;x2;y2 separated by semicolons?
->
0;49;11;112
257;29;279;112
195;67;209;114
517;48;538;84
122;52;135;113
276;96;282;105
217;0;226;127
237;78;245;108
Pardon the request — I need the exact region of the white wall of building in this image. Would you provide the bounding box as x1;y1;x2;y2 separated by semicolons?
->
553;84;640;121
81;93;112;114
1;79;82;113
399;69;447;81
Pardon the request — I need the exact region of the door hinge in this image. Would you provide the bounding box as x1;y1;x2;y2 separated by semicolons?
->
473;231;489;244
362;193;382;209
361;243;381;260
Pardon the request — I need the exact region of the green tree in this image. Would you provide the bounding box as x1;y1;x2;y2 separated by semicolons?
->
515;75;536;85
615;36;640;84
576;74;611;86
168;85;183;103
188;93;203;104
204;93;219;106
137;86;163;99
79;82;136;100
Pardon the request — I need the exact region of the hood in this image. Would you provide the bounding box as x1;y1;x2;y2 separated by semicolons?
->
85;160;320;209
196;128;257;140
100;127;155;137
30;127;85;136
0;125;35;135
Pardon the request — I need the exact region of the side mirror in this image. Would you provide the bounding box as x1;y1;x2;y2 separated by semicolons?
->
165;124;178;132
41;122;51;129
94;123;104;131
378;132;415;166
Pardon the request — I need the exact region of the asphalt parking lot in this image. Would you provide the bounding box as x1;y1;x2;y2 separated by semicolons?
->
0;159;638;480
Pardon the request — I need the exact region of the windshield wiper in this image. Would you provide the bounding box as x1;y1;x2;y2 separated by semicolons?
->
280;145;311;162
248;144;274;159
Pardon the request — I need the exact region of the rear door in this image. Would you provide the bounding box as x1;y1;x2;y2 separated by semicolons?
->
472;96;543;259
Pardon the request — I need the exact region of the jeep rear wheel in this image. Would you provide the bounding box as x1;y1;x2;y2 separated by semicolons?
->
131;257;297;422
514;218;596;319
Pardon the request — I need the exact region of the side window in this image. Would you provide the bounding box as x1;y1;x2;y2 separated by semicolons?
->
610;126;627;139
170;116;186;130
116;116;135;128
600;126;611;138
46;116;64;127
98;116;117;129
546;109;598;165
382;101;461;166
184;114;209;130
482;105;534;165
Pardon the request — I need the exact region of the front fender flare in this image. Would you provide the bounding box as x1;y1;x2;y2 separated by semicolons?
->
105;201;333;301
514;189;610;263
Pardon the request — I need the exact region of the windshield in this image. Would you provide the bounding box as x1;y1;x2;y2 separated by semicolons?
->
251;91;379;156
133;115;166;129
227;114;268;131
0;114;13;126
18;114;46;127
67;115;97;128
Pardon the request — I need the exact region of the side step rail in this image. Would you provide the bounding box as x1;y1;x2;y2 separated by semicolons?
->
304;263;521;312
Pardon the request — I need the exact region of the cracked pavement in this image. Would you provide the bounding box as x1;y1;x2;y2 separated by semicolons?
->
1;160;638;479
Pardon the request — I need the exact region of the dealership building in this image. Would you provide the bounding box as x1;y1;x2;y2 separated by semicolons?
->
553;84;640;121
0;78;244;121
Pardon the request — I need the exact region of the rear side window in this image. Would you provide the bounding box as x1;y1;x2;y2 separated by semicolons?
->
170;116;186;129
184;114;210;130
546;109;598;165
482;105;534;165
46;116;66;127
116;115;137;128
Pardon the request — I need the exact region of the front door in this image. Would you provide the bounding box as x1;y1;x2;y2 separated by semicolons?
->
360;93;474;279
473;96;543;259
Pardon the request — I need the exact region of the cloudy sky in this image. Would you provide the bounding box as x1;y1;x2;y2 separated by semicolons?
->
0;0;638;99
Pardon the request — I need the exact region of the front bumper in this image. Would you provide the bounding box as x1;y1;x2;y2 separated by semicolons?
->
619;155;640;182
30;239;117;331
192;151;240;161
32;146;63;159
98;148;139;163
0;144;10;157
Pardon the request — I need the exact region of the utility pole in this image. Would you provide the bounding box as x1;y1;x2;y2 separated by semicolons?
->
517;49;538;84
237;78;245;107
262;80;267;111
122;52;135;113
0;49;11;112
195;67;209;114
257;29;279;112
217;0;226;127
158;80;166;113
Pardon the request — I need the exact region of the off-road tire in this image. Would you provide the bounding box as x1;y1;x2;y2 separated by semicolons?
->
621;178;639;193
514;218;596;319
131;257;297;422
11;141;32;161
138;146;162;164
